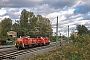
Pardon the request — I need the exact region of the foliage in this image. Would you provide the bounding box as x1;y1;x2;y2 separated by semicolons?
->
0;23;2;36
50;36;56;42
70;34;76;41
71;25;90;40
23;34;90;60
13;9;52;37
76;25;88;35
0;9;53;40
50;36;64;42
72;34;90;43
20;9;29;28
24;41;90;60
0;18;12;36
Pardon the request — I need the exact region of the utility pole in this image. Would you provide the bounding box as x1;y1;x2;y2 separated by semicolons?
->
68;25;69;43
59;31;62;46
56;16;58;47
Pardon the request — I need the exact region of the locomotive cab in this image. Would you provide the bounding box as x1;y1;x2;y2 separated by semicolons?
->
15;36;37;49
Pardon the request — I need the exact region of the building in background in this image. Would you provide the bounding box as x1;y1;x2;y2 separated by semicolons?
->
7;31;17;37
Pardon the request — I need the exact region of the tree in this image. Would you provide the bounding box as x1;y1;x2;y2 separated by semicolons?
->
76;25;88;35
12;9;52;37
20;9;29;28
0;18;12;36
12;20;20;31
88;30;90;35
0;23;2;36
12;20;20;37
36;14;53;37
27;12;38;36
19;9;29;36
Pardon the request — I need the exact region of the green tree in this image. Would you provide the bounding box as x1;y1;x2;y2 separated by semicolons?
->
19;9;29;36
0;18;12;36
36;14;52;37
12;20;20;31
12;20;20;37
20;9;29;28
76;25;88;35
0;23;2;36
27;12;37;36
13;9;52;37
87;30;90;35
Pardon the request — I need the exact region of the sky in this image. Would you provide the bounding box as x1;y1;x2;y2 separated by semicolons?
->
0;0;90;37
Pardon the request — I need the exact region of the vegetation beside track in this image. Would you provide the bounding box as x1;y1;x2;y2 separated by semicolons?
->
24;34;90;60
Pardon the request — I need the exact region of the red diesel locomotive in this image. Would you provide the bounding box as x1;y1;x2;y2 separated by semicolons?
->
15;36;50;49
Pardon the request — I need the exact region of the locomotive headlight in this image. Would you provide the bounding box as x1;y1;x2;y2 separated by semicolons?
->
49;40;50;42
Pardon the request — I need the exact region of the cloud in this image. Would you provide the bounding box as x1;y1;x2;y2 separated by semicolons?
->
0;0;90;36
39;0;79;9
74;0;90;14
46;7;90;36
82;13;90;20
0;0;80;9
74;4;90;14
46;9;75;32
0;0;43;8
0;8;9;21
2;8;21;19
0;8;6;15
30;4;59;16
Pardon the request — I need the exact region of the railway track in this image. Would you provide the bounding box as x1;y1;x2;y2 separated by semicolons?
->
0;45;14;49
0;42;56;60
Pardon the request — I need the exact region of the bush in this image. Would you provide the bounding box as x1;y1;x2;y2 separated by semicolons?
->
24;34;90;60
50;36;56;42
72;34;90;43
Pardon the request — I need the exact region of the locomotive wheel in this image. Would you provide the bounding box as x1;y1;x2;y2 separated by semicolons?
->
35;43;38;47
25;45;29;48
17;44;22;49
29;44;32;48
48;42;50;45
